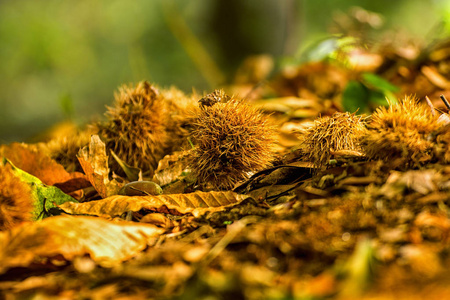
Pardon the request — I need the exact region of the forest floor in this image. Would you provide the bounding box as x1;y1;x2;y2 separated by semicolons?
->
1;25;450;300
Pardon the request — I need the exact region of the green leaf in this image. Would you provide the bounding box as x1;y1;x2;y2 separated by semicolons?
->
299;35;359;64
342;80;370;113
339;239;376;297
368;90;388;106
4;158;78;220
362;73;399;92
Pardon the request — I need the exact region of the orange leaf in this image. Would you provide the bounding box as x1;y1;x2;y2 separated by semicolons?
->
0;143;86;188
59;191;249;217
77;135;121;198
0;215;164;273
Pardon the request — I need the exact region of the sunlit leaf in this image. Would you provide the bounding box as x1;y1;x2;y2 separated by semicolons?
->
4;159;78;220
0;215;164;273
59;191;249;218
362;72;399;92
77;135;122;198
298;36;358;64
0;142;86;187
253;97;322;113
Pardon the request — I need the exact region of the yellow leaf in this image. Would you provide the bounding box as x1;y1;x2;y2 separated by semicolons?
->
59;191;249;217
0;215;164;273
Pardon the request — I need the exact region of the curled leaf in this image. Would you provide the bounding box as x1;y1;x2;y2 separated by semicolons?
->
152;150;190;186
119;181;162;196
110;150;141;182
59;191;249;217
77;135;121;198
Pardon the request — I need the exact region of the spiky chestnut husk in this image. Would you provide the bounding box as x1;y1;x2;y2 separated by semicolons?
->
301;112;365;169
45;129;92;172
189;95;276;190
360;96;440;163
0;164;33;231
160;87;199;152
93;81;169;176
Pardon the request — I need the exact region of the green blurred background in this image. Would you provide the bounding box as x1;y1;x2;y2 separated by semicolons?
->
0;0;448;142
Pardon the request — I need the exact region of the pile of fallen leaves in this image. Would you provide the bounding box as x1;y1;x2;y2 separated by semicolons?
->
2;12;450;299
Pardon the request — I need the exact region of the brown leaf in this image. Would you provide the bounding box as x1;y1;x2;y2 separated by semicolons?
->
379;170;440;199
421;65;450;89
0;215;164;273
0;143;86;188
152;150;190;186
53;177;92;194
77;135;121;198
253;97;322;113
59;191;249;218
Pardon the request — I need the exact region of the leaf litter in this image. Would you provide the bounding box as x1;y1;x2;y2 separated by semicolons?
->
3;9;450;299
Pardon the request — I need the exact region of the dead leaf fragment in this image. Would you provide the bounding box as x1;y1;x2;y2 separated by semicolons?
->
421;65;450;89
152;150;190;186
59;191;249;218
77;135;121;198
380;170;441;199
0;215;164;273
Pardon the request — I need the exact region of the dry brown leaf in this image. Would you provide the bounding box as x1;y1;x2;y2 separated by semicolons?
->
53;177;92;195
414;211;450;240
380;170;440;200
0;142;87;188
421;65;450;89
254;97;323;113
152;150;190;186
59;191;249;218
0;215;164;273
77;135;121;198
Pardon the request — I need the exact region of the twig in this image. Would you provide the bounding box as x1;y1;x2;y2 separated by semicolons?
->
440;95;450;112
203;216;260;264
425;96;436;116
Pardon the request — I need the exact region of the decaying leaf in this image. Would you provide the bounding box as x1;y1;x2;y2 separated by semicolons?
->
379;170;441;200
77;135;122;198
152;150;191;187
0;215;164;273
59;191;249;218
5;159;78;220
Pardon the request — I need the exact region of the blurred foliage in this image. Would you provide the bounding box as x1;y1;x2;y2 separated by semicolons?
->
0;0;447;142
342;73;399;114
